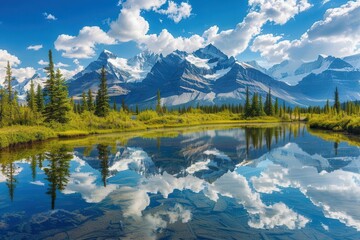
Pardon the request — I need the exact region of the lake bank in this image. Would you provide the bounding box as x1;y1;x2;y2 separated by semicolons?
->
308;114;360;134
0;115;284;149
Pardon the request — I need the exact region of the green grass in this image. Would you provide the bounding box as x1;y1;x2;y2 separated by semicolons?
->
0;111;291;149
308;114;360;134
0;126;57;148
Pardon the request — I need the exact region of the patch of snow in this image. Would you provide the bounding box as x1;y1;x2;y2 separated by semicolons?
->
204;68;231;80
185;55;211;70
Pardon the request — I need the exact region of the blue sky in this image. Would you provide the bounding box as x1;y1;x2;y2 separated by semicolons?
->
0;0;359;81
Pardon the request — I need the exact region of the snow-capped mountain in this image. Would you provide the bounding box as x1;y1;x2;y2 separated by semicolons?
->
124;45;304;107
267;55;338;85
67;50;161;96
343;53;360;69
65;45;360;107
13;73;46;101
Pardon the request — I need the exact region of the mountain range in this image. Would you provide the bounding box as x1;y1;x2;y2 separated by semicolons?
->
10;44;360;107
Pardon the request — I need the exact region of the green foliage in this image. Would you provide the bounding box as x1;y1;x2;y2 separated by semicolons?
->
95;66;110;117
0;126;56;148
87;89;94;112
334;87;341;114
156;89;163;114
44;50;71;123
81;91;88;112
26;80;36;111
138;110;159;121
36;84;44;113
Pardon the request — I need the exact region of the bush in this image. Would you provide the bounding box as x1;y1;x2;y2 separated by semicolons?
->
0;126;57;149
138;110;158;121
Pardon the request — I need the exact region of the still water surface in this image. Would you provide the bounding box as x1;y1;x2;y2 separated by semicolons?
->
0;124;360;239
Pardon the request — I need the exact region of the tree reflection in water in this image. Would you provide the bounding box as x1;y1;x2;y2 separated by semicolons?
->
44;145;73;209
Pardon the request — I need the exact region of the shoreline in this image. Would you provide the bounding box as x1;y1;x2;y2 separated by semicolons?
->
0;118;289;150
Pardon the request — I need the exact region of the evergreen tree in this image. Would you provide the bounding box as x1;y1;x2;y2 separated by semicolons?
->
259;96;265;116
4;61;14;103
264;88;274;116
251;93;260;117
95;66;110;117
53;69;71;123
334;87;341;114
121;99;127;112
135;104;139;115
44;50;56;122
81;91;88;112
156;89;162;114
244;87;251;117
36;84;44;113
113;101;117;111
274;98;279;116
26;80;36;111
325;99;330;114
87;89;94;112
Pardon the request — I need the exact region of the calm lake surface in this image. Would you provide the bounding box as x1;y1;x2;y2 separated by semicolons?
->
1;124;360;239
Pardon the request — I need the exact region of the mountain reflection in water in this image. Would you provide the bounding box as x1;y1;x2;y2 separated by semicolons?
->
0;124;359;239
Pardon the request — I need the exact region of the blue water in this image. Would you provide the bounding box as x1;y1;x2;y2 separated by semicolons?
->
0;124;360;239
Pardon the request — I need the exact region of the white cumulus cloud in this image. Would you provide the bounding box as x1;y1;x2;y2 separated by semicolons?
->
27;45;43;51
55;26;117;59
156;1;192;23
251;0;360;63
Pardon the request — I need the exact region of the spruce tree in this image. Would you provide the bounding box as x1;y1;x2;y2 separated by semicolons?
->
53;69;71;123
274;98;279;116
334;87;341;114
136;104;139;115
87;89;94;112
264;88;273;116
259;96;265;116
113;101;117;111
4;61;14;103
95;66;110;117
44;50;56;122
36;84;44;113
244;87;251;117
81;91;88;112
251;93;260;117
26;80;36;111
121;99;127;112
156;89;162;114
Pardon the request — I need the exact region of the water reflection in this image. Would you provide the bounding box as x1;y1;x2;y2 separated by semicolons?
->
0;124;359;239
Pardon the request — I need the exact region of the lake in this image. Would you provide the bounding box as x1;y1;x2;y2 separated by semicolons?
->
1;124;360;239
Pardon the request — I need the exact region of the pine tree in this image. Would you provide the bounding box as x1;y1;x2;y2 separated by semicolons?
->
259;96;265;116
244;87;251;117
113;101;117;111
36;84;44;113
81;91;88;112
53;69;71;123
334;87;341;114
325;99;330;114
264;88;273;116
156;89;162;114
26;80;36;111
44;50;56;122
135;104;139;115
251;93;259;117
87;89;94;112
274;98;279;116
4;61;14;103
95;66;110;117
121;99;127;112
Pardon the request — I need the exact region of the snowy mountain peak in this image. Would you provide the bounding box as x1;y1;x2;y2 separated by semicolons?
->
194;44;227;60
99;49;117;60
